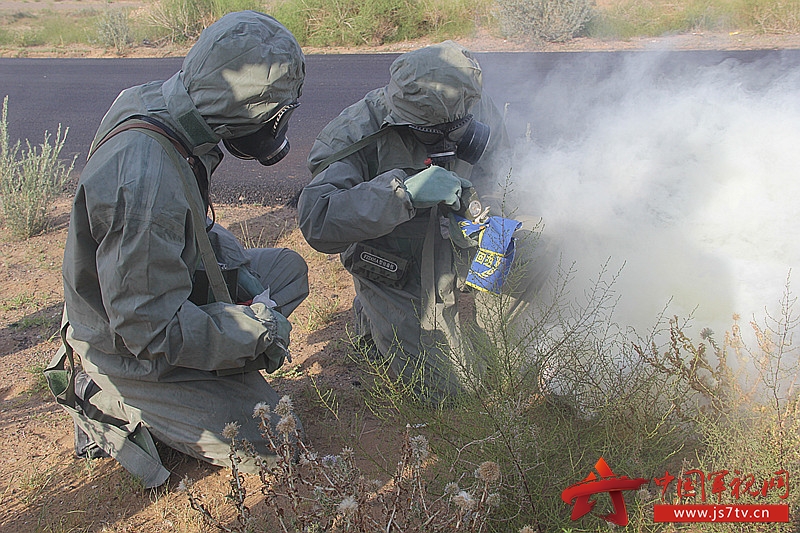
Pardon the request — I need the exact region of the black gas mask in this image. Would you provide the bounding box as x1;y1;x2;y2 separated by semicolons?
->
408;114;490;167
223;102;300;166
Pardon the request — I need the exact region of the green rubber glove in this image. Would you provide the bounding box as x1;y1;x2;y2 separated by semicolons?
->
404;166;471;209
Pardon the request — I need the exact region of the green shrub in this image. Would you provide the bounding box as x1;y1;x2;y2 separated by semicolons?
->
16;27;46;47
270;0;488;47
145;0;263;43
494;0;595;42
586;0;738;39
96;8;132;53
270;0;414;47
0;96;75;239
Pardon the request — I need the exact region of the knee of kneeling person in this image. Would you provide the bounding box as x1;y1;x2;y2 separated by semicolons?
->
281;248;309;278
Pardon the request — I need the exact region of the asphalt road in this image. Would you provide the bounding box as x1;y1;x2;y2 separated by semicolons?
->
2;49;799;205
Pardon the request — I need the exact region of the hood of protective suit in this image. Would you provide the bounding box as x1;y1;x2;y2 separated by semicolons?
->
384;40;482;127
180;10;305;139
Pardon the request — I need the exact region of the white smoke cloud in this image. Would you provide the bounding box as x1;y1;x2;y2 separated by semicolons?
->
499;50;800;340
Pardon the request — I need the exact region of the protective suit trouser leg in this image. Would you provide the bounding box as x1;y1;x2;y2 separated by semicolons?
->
352;277;465;405
246;247;309;316
81;369;284;473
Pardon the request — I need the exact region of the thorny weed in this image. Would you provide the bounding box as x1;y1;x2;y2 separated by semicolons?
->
633;314;738;418
184;396;502;532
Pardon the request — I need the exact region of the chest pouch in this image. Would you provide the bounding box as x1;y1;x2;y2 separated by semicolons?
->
345;243;411;289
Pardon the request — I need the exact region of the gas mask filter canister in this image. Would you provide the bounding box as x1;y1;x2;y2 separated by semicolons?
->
409;114;490;166
223;102;300;166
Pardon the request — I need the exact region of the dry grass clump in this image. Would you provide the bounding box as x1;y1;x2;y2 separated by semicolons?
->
184;395;503;532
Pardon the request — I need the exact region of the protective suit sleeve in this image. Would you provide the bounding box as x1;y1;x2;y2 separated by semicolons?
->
95;211;283;372
297;159;415;254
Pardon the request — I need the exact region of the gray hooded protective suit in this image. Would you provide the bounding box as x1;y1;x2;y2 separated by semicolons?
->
48;11;307;487
297;42;511;404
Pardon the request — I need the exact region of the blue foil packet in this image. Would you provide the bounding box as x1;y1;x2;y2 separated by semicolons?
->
454;215;522;294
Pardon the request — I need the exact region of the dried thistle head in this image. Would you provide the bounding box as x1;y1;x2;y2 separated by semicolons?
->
276;415;297;435
222;421;240;440
275;395;294;417
337;495;358;515
177;476;193;492
475;461;501;483
340;446;355;460
253;402;271;419
409;435;429;462
519;526;536;533
300;451;319;465
453;490;476;511
444;482;460;496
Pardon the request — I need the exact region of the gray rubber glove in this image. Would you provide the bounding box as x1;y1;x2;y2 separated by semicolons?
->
404;165;471;209
216;304;291;376
252;307;292;374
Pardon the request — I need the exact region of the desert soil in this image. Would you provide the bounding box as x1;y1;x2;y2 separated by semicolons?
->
2;4;800;531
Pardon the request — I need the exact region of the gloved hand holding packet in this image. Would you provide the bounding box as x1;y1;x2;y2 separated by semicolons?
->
404;165;471;209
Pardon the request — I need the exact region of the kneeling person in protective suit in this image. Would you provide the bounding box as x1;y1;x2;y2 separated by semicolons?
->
47;11;308;487
298;41;520;405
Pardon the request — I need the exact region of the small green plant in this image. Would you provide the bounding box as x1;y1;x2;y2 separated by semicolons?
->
25;362;50;396
305;293;340;331
19;466;56;504
96;7;132;54
494;0;595;42
0;290;38;311
11;313;58;331
0;96;76;239
115;471;147;498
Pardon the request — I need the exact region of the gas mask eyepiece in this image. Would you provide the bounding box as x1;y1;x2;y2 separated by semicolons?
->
408;114;490;166
455;118;490;165
223;102;300;166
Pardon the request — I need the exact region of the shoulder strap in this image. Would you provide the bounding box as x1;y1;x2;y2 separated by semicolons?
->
310;126;396;178
89;118;232;304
